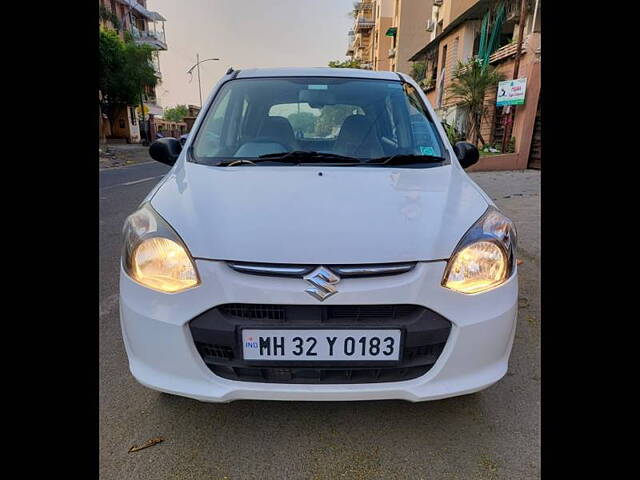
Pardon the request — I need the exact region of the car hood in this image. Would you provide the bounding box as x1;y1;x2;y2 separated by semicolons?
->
149;161;490;264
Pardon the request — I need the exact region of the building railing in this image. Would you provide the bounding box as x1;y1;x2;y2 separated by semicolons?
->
131;25;167;50
355;16;375;31
355;2;374;11
488;42;525;64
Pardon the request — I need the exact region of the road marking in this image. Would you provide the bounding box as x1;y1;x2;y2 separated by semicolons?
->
101;176;163;190
120;176;163;186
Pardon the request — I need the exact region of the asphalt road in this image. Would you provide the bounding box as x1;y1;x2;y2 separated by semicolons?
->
99;161;540;480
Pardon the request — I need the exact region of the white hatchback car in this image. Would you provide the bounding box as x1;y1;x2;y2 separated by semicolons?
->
120;67;517;402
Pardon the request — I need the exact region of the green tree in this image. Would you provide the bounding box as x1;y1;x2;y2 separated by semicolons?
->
99;29;158;132
447;58;502;147
164;104;189;122
314;105;359;137
287;112;316;136
328;59;362;69
409;61;427;82
348;2;360;18
99;5;121;32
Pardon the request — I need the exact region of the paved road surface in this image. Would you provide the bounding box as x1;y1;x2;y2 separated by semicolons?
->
100;162;540;480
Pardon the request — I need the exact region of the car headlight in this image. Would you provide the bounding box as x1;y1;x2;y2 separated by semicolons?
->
442;207;516;294
122;203;200;293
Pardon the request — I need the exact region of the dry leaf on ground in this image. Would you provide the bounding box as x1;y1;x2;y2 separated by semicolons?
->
128;437;165;453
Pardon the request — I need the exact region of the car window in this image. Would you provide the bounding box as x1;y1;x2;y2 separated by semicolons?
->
268;103;365;140
192;77;445;163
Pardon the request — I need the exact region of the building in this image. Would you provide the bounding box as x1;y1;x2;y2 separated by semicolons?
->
371;0;394;71
409;0;541;170
386;0;433;74
346;1;376;69
346;1;395;71
99;0;168;143
182;105;202;133
345;1;434;75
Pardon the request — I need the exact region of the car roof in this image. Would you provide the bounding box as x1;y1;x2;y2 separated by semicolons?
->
235;67;402;81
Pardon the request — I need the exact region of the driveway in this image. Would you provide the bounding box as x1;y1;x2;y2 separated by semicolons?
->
99;163;540;480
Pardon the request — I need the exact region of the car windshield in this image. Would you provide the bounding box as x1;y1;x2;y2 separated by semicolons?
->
191;76;447;166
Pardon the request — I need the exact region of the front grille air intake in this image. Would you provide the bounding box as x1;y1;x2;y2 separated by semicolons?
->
189;304;451;384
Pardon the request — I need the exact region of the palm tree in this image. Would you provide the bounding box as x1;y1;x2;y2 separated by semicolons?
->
447;59;503;148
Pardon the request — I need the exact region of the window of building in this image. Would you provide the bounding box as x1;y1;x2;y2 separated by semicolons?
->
422;47;438;88
473;33;480;56
441;44;448;76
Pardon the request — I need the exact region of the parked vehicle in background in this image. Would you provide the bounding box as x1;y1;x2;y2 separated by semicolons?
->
120;67;518;403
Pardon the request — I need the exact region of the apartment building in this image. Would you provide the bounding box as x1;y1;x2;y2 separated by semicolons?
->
99;0;167;143
345;1;433;74
386;0;433;74
410;0;541;170
371;0;394;71
346;1;376;69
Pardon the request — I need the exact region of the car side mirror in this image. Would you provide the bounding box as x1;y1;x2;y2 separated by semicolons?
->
149;138;182;166
453;141;479;169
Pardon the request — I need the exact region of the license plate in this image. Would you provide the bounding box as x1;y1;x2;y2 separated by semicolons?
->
241;329;402;361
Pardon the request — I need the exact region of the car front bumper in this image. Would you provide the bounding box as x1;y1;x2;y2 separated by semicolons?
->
119;260;518;402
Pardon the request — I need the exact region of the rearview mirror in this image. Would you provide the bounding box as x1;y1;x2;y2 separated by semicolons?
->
149;138;182;166
299;89;336;108
453;142;479;169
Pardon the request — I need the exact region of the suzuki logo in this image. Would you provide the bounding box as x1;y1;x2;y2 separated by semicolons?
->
304;266;341;301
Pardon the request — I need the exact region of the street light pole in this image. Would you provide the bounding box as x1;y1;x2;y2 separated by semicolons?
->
196;53;202;108
187;55;221;108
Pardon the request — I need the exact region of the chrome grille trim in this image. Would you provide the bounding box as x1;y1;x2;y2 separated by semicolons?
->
227;262;314;276
331;263;415;276
227;261;416;278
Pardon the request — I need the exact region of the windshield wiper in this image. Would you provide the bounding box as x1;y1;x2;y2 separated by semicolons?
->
216;151;360;167
216;151;445;167
257;151;360;163
367;154;446;166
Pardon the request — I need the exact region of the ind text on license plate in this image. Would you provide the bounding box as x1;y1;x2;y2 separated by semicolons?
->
242;329;402;361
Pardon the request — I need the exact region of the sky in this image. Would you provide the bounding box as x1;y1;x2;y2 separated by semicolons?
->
148;0;355;110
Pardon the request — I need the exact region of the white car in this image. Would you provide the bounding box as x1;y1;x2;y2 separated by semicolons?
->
120;67;517;402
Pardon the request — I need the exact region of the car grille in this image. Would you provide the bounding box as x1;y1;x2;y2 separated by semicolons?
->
217;303;419;322
226;261;416;278
189;304;451;384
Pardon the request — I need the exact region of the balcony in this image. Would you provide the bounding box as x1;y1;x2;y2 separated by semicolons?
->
388;47;397;58
132;26;167;50
355;16;375;31
355;2;374;11
488;41;525;64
